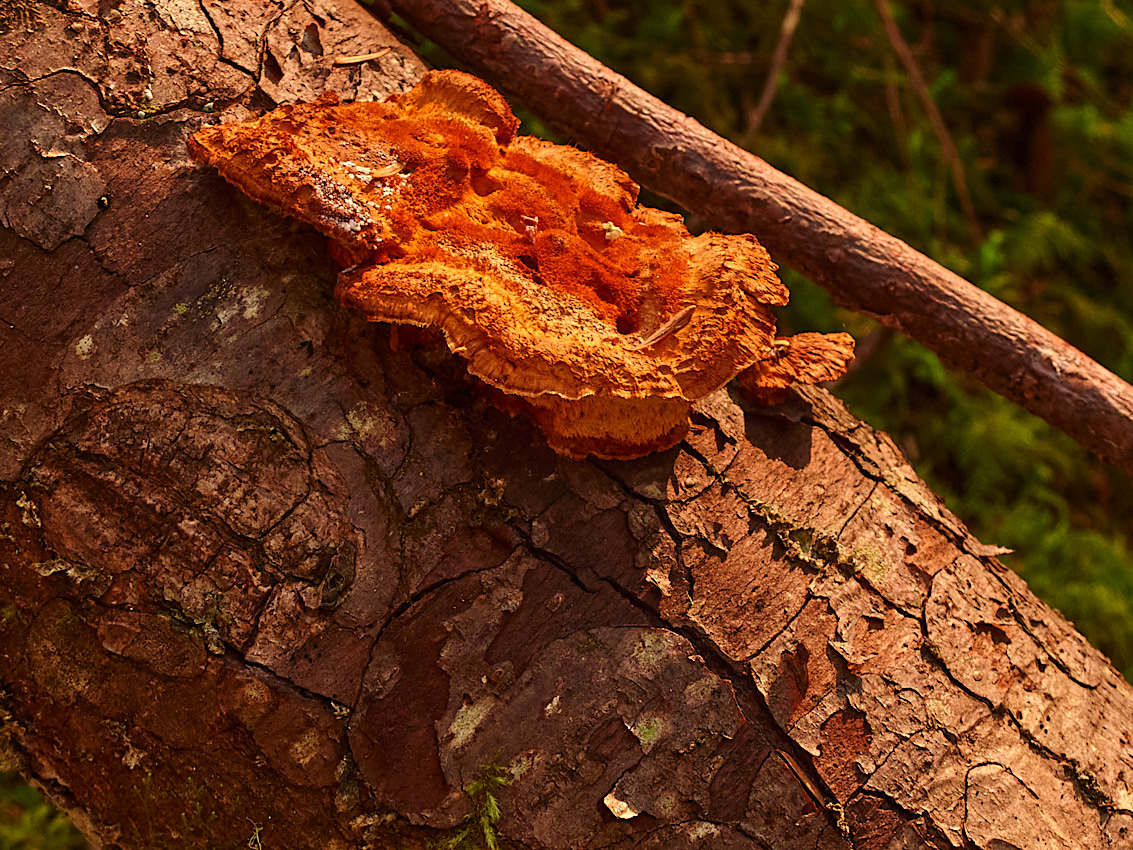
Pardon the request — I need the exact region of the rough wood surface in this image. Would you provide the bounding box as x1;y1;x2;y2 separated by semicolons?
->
2;2;1132;849
382;0;1133;478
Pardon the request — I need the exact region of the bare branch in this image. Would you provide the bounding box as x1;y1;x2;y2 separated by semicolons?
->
874;0;981;243
743;0;805;141
385;0;1133;477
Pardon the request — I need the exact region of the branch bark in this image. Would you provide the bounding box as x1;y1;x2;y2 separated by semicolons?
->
383;0;1133;478
2;2;1132;849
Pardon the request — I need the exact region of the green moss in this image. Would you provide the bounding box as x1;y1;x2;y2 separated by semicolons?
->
630;632;669;668
431;759;512;850
632;715;666;748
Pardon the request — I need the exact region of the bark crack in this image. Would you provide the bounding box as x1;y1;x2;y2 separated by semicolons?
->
798;403;997;565
0;311;34;343
235;643;361;747
998;579;1101;690
919;567;1116;806
744;583;818;663
515;513;845;838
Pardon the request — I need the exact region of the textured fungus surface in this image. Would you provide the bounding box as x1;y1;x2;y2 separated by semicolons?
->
188;70;855;459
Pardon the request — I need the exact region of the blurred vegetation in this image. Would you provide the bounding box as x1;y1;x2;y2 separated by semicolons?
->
480;0;1133;678
0;771;87;849
7;0;1133;841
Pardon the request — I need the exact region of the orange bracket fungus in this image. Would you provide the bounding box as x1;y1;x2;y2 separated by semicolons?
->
188;70;854;459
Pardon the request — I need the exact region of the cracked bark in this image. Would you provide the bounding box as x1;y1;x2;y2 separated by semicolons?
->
1;2;1131;849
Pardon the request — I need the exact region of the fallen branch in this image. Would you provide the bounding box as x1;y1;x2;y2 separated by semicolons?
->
385;0;1133;477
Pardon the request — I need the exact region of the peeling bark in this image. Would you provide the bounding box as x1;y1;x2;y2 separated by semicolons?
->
1;2;1131;849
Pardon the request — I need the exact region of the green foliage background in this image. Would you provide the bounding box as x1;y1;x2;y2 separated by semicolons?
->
0;771;88;849
494;0;1133;678
6;0;1133;843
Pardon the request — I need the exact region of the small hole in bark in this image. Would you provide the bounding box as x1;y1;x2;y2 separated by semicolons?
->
300;23;323;57
263;52;284;85
974;622;1011;645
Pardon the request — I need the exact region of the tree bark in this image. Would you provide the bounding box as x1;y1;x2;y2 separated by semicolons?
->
381;0;1133;479
1;2;1131;849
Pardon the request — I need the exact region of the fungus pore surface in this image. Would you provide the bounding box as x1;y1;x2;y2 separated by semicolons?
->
188;70;855;459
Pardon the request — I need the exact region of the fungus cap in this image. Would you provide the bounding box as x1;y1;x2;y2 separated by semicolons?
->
189;70;854;459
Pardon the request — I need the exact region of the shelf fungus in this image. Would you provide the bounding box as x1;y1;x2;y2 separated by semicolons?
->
188;70;854;459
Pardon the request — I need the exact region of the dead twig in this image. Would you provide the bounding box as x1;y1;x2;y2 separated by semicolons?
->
874;0;981;243
743;0;806;143
332;47;392;65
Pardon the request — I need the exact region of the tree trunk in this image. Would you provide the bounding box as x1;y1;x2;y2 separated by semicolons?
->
1;2;1130;849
